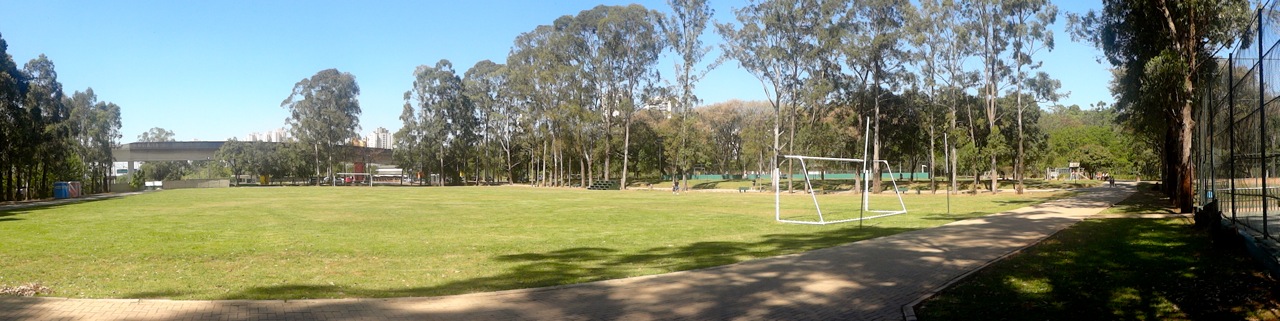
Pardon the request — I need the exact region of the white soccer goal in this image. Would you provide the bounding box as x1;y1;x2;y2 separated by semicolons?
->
774;155;908;225
335;172;374;186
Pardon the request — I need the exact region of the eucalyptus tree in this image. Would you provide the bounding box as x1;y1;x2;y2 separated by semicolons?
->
1069;0;1251;212
969;0;1012;192
664;0;718;189
914;0;980;194
507;23;580;186
280;69;360;186
23;54;68;198
592;4;665;189
464;60;506;183
1006;0;1057;194
911;0;965;193
404;60;475;185
717;0;822;190
843;0;914;192
0;32;27;200
66;88;122;193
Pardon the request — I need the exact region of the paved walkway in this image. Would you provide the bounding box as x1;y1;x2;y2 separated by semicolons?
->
0;185;1134;321
0;192;144;211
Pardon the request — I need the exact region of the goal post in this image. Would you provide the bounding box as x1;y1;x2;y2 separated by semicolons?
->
774;155;908;225
335;172;374;187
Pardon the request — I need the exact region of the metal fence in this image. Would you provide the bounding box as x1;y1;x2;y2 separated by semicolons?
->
1195;4;1280;242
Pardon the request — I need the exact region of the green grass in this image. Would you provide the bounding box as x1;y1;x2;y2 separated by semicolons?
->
916;184;1280;320
632;177;1101;191
1;186;1063;300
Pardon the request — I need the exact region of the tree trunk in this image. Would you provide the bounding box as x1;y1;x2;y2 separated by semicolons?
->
1175;83;1196;213
1016;85;1025;195
929;127;937;193
621;116;632;190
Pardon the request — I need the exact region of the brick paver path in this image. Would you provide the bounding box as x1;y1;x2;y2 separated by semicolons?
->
0;186;1133;321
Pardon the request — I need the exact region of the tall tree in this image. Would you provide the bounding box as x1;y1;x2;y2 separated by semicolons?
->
912;0;977;195
845;0;914;192
594;5;664;190
972;0;1012;192
1069;0;1251;212
66;88;122;194
23;54;69;199
1007;0;1058;194
717;0;820;192
0;32;27;201
280;69;361;186
464;60;506;183
405;60;475;185
664;0;718;190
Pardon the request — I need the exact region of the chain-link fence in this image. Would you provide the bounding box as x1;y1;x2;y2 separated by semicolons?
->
1196;4;1280;241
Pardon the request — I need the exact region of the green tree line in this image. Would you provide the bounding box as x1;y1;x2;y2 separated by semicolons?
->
1;33;123;201
384;0;1098;192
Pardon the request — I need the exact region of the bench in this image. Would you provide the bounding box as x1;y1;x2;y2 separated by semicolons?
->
895;187;909;193
738;187;750;193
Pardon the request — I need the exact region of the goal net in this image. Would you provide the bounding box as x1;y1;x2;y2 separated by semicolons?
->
774;155;908;225
335;172;374;186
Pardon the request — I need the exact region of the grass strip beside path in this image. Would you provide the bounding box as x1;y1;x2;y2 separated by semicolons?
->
917;184;1280;320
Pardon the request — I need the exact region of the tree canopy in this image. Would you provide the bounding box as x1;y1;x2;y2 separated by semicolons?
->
281;68;362;185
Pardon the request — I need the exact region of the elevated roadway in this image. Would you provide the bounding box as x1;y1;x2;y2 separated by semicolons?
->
112;141;394;172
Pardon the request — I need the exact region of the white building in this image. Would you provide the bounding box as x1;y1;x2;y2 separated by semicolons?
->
245;127;290;142
370;127;393;149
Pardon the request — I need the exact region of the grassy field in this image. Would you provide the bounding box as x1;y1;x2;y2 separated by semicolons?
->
1;186;1064;300
633;177;1102;192
916;184;1280;320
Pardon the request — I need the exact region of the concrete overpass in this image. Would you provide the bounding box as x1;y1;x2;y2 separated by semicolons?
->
113;141;395;172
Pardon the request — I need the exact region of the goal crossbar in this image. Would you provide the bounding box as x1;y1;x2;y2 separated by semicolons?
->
775;155;909;225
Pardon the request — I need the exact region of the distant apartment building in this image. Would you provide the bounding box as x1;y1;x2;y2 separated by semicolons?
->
245;127;290;142
370;127;393;149
243;127;391;149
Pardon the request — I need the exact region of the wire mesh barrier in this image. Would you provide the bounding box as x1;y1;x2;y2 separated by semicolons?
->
1196;4;1280;241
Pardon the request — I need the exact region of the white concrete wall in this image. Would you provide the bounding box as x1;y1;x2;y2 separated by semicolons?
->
162;179;230;189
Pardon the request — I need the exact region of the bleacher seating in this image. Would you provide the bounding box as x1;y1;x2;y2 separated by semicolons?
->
586;180;620;190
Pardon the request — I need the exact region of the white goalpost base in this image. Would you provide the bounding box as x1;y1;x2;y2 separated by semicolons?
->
774;155;909;225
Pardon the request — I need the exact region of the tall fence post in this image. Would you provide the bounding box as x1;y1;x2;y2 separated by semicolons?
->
1230;54;1237;224
1210;69;1216;206
1259;8;1270;239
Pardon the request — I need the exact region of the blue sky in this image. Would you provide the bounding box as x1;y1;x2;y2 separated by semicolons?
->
0;0;1111;143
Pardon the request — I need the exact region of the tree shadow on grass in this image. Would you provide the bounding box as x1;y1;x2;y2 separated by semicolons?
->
917;218;1280;320
37;202;1134;320
209;224;914;301
0;193;134;217
921;211;994;222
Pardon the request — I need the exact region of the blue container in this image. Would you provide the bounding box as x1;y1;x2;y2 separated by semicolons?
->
53;182;70;199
